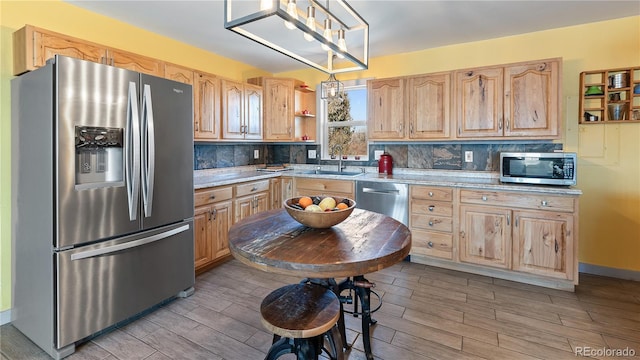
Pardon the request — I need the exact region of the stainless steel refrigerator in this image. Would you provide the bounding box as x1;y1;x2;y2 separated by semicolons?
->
11;55;195;359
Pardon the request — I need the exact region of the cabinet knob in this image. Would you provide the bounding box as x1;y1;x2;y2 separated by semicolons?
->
210;195;216;199
428;221;434;227
251;186;258;192
428;191;434;197
427;241;434;248
482;195;488;201
541;200;548;206
428;205;435;212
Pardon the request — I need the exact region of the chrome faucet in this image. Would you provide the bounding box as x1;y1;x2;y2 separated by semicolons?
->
331;145;346;172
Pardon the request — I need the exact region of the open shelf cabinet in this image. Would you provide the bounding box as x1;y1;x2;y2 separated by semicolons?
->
579;66;640;124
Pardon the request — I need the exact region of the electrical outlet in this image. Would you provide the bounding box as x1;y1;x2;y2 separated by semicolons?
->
308;149;317;159
254;149;260;159
464;151;473;163
374;150;384;160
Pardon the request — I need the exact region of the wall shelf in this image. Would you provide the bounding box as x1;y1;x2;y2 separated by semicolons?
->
579;66;640;123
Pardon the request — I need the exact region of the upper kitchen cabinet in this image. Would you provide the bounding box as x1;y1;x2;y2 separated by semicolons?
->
368;77;406;140
455;58;561;139
407;72;451;139
194;72;221;140
221;79;263;140
164;63;194;85
294;82;317;142
13;25;163;77
262;77;296;141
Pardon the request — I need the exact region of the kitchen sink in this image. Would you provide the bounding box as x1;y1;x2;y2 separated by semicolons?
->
299;170;363;177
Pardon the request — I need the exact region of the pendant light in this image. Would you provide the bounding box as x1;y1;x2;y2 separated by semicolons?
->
321;18;332;51
303;6;316;41
284;0;298;30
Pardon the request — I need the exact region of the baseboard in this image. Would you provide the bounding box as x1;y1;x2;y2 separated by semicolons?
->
579;262;640;282
0;309;11;326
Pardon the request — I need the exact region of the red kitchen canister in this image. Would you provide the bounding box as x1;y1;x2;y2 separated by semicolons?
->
378;152;393;175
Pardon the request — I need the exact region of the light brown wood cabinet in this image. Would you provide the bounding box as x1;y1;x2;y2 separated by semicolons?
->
294;178;354;199
579;66;640;123
407;72;451;139
234;180;270;222
165;63;194;85
455;58;560;139
458;189;577;282
409;186;455;260
367;77;406;139
270;178;282;209
13;25;163;77
194;72;221;140
194;186;233;273
222;80;263;140
262;78;296;141
282;176;294;203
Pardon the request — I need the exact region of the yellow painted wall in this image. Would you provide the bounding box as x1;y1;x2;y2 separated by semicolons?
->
281;16;640;276
1;0;638;316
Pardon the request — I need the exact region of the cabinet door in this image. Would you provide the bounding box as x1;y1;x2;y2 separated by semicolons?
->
33;29;106;68
253;192;270;214
108;49;163;76
512;210;573;280
264;78;295;140
194;205;213;270
504;60;560;138
408;73;451;139
368;78;405;139
455;68;504;138
222;80;245;139
459;205;511;269
165;63;194;85
270;178;282;209
194;73;221;140
234;195;254;223
282;177;294;204
244;84;263;140
211;200;233;259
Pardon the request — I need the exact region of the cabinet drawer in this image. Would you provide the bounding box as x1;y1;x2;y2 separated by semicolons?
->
410;214;452;232
235;180;270;197
410;230;452;259
460;190;575;212
411;186;453;202
411;199;453;217
194;186;233;207
295;178;354;195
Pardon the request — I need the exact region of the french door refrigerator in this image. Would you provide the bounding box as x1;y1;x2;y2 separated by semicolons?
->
11;55;195;359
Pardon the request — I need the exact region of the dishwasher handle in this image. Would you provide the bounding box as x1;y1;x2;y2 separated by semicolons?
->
361;187;401;195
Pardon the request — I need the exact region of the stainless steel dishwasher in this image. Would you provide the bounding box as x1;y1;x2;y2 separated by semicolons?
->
356;181;409;226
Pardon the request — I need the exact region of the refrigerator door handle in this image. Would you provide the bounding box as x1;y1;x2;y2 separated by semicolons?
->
70;224;189;261
126;81;141;221
141;84;156;218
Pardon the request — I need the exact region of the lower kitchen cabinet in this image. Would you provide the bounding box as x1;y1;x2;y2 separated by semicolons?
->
194;186;233;273
409;185;455;260
234;179;270;222
281;176;294;205
270;178;282;209
411;187;579;290
294;178;355;199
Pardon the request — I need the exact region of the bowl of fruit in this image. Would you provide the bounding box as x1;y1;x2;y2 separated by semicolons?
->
284;195;356;228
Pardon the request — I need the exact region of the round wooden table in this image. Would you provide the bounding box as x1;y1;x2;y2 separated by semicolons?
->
228;208;412;360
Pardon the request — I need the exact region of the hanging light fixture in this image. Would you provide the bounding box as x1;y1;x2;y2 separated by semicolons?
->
321;73;343;100
224;0;368;74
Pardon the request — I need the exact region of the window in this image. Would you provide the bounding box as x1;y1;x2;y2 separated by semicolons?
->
320;79;368;160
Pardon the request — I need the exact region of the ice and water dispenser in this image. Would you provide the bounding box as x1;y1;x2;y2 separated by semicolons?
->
75;126;124;189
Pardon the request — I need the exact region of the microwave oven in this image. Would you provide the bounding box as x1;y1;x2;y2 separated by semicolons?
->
500;152;577;186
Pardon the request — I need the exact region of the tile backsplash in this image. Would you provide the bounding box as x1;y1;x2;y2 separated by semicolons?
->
194;142;562;172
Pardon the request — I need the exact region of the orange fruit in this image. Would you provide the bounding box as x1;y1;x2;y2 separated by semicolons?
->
336;202;348;210
298;196;313;209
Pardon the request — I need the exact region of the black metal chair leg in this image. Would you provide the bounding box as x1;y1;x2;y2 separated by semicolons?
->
264;337;295;360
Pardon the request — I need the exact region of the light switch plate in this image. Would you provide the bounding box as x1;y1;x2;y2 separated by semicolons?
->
308;149;317;159
254;149;260;159
374;150;384;160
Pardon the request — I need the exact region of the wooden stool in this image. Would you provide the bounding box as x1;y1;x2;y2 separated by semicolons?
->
260;283;343;360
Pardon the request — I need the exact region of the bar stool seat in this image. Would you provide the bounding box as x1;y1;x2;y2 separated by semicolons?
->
260;283;343;360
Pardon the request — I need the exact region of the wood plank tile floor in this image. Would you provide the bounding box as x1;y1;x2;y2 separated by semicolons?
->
2;259;639;359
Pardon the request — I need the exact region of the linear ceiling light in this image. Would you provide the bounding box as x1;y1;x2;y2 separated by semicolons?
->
224;0;369;74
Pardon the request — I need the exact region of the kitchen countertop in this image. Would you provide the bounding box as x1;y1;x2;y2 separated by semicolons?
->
194;166;582;195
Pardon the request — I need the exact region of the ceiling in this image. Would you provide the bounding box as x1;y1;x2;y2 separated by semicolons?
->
64;0;640;74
